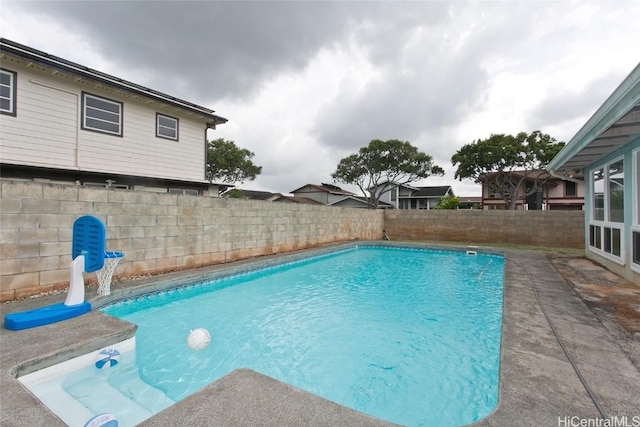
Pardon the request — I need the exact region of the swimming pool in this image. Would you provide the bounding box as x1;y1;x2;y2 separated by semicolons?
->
21;244;504;426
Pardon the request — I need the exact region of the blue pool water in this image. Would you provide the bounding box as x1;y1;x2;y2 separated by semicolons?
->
18;245;503;426
94;245;504;426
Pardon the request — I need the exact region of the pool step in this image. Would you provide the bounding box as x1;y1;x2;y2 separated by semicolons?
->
65;370;173;427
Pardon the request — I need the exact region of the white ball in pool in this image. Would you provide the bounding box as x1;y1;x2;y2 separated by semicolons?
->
187;328;211;350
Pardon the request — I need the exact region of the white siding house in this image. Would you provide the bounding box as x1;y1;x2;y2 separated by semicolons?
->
0;39;227;193
548;62;640;285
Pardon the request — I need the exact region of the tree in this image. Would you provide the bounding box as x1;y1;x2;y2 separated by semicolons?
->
206;138;262;184
437;195;460;210
332;139;444;209
451;131;564;210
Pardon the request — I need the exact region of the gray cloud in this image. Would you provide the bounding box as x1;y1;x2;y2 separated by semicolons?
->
4;0;639;197
14;1;359;101
529;72;627;131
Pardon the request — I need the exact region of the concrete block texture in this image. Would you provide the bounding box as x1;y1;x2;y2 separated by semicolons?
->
384;210;584;249
0;179;585;301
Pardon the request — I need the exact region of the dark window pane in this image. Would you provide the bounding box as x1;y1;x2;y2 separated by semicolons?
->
0;73;10;85
612;228;621;257
86;107;119;123
633;232;640;265
609;160;624;223
86;96;121;114
0;99;9;111
0;86;10;98
604;227;612;253
85;117;120;133
158;116;175;127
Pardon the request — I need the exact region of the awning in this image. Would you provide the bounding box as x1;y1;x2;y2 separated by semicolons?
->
548;63;640;178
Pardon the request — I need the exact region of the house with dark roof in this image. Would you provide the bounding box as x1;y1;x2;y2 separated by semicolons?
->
0;38;228;195
370;182;455;209
548;62;639;285
290;183;356;205
223;189;321;205
289;183;393;208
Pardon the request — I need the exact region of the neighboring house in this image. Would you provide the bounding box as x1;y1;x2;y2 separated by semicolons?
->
0;38;228;195
223;189;320;205
458;196;482;209
370;182;455;209
223;189;277;200
289;183;393;208
478;171;585;210
271;194;321;205
290;183;356;205
548;62;639;285
329;195;393;209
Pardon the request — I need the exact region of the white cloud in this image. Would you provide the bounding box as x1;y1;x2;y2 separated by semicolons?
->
3;0;639;199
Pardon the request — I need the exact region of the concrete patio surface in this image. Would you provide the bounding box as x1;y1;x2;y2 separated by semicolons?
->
1;243;639;426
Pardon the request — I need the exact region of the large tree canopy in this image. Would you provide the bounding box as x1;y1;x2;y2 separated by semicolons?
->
451;130;564;209
332;139;444;209
206;138;262;184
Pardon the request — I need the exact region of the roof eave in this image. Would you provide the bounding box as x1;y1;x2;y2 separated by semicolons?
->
1;38;227;124
548;62;640;174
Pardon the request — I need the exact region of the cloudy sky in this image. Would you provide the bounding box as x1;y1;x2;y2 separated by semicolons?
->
2;1;639;196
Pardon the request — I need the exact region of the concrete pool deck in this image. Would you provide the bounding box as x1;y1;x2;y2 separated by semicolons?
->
1;244;639;426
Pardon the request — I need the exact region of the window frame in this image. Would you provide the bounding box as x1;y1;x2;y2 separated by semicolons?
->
0;68;17;116
632;148;640;273
81;92;123;137
588;156;625;264
156;113;179;141
565;180;577;197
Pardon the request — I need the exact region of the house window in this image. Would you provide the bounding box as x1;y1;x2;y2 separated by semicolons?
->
0;68;17;116
589;158;624;263
608;160;624;223
390;188;397;202
565;181;577;197
81;92;123;136
592;168;605;221
168;188;199;195
156;113;178;141
633;149;640;271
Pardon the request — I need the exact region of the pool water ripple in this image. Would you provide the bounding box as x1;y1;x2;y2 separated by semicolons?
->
95;246;505;426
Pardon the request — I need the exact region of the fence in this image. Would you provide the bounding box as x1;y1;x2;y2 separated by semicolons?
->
0;180;383;301
0;179;585;301
384;209;584;248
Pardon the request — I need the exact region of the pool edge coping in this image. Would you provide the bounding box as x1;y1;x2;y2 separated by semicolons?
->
2;241;638;426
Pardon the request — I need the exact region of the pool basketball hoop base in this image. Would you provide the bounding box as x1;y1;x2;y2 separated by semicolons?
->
4;215;122;331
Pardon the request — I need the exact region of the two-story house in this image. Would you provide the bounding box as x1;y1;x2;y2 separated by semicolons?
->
0;39;227;195
369;182;455;209
479;171;585;210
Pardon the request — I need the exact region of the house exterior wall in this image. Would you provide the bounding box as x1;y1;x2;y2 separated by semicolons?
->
0;179;384;302
0;57;209;183
481;178;585;210
582;139;640;285
292;186;329;204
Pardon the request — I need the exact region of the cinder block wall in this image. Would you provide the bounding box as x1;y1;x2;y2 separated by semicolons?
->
384;209;585;249
0;180;384;301
0;180;586;302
